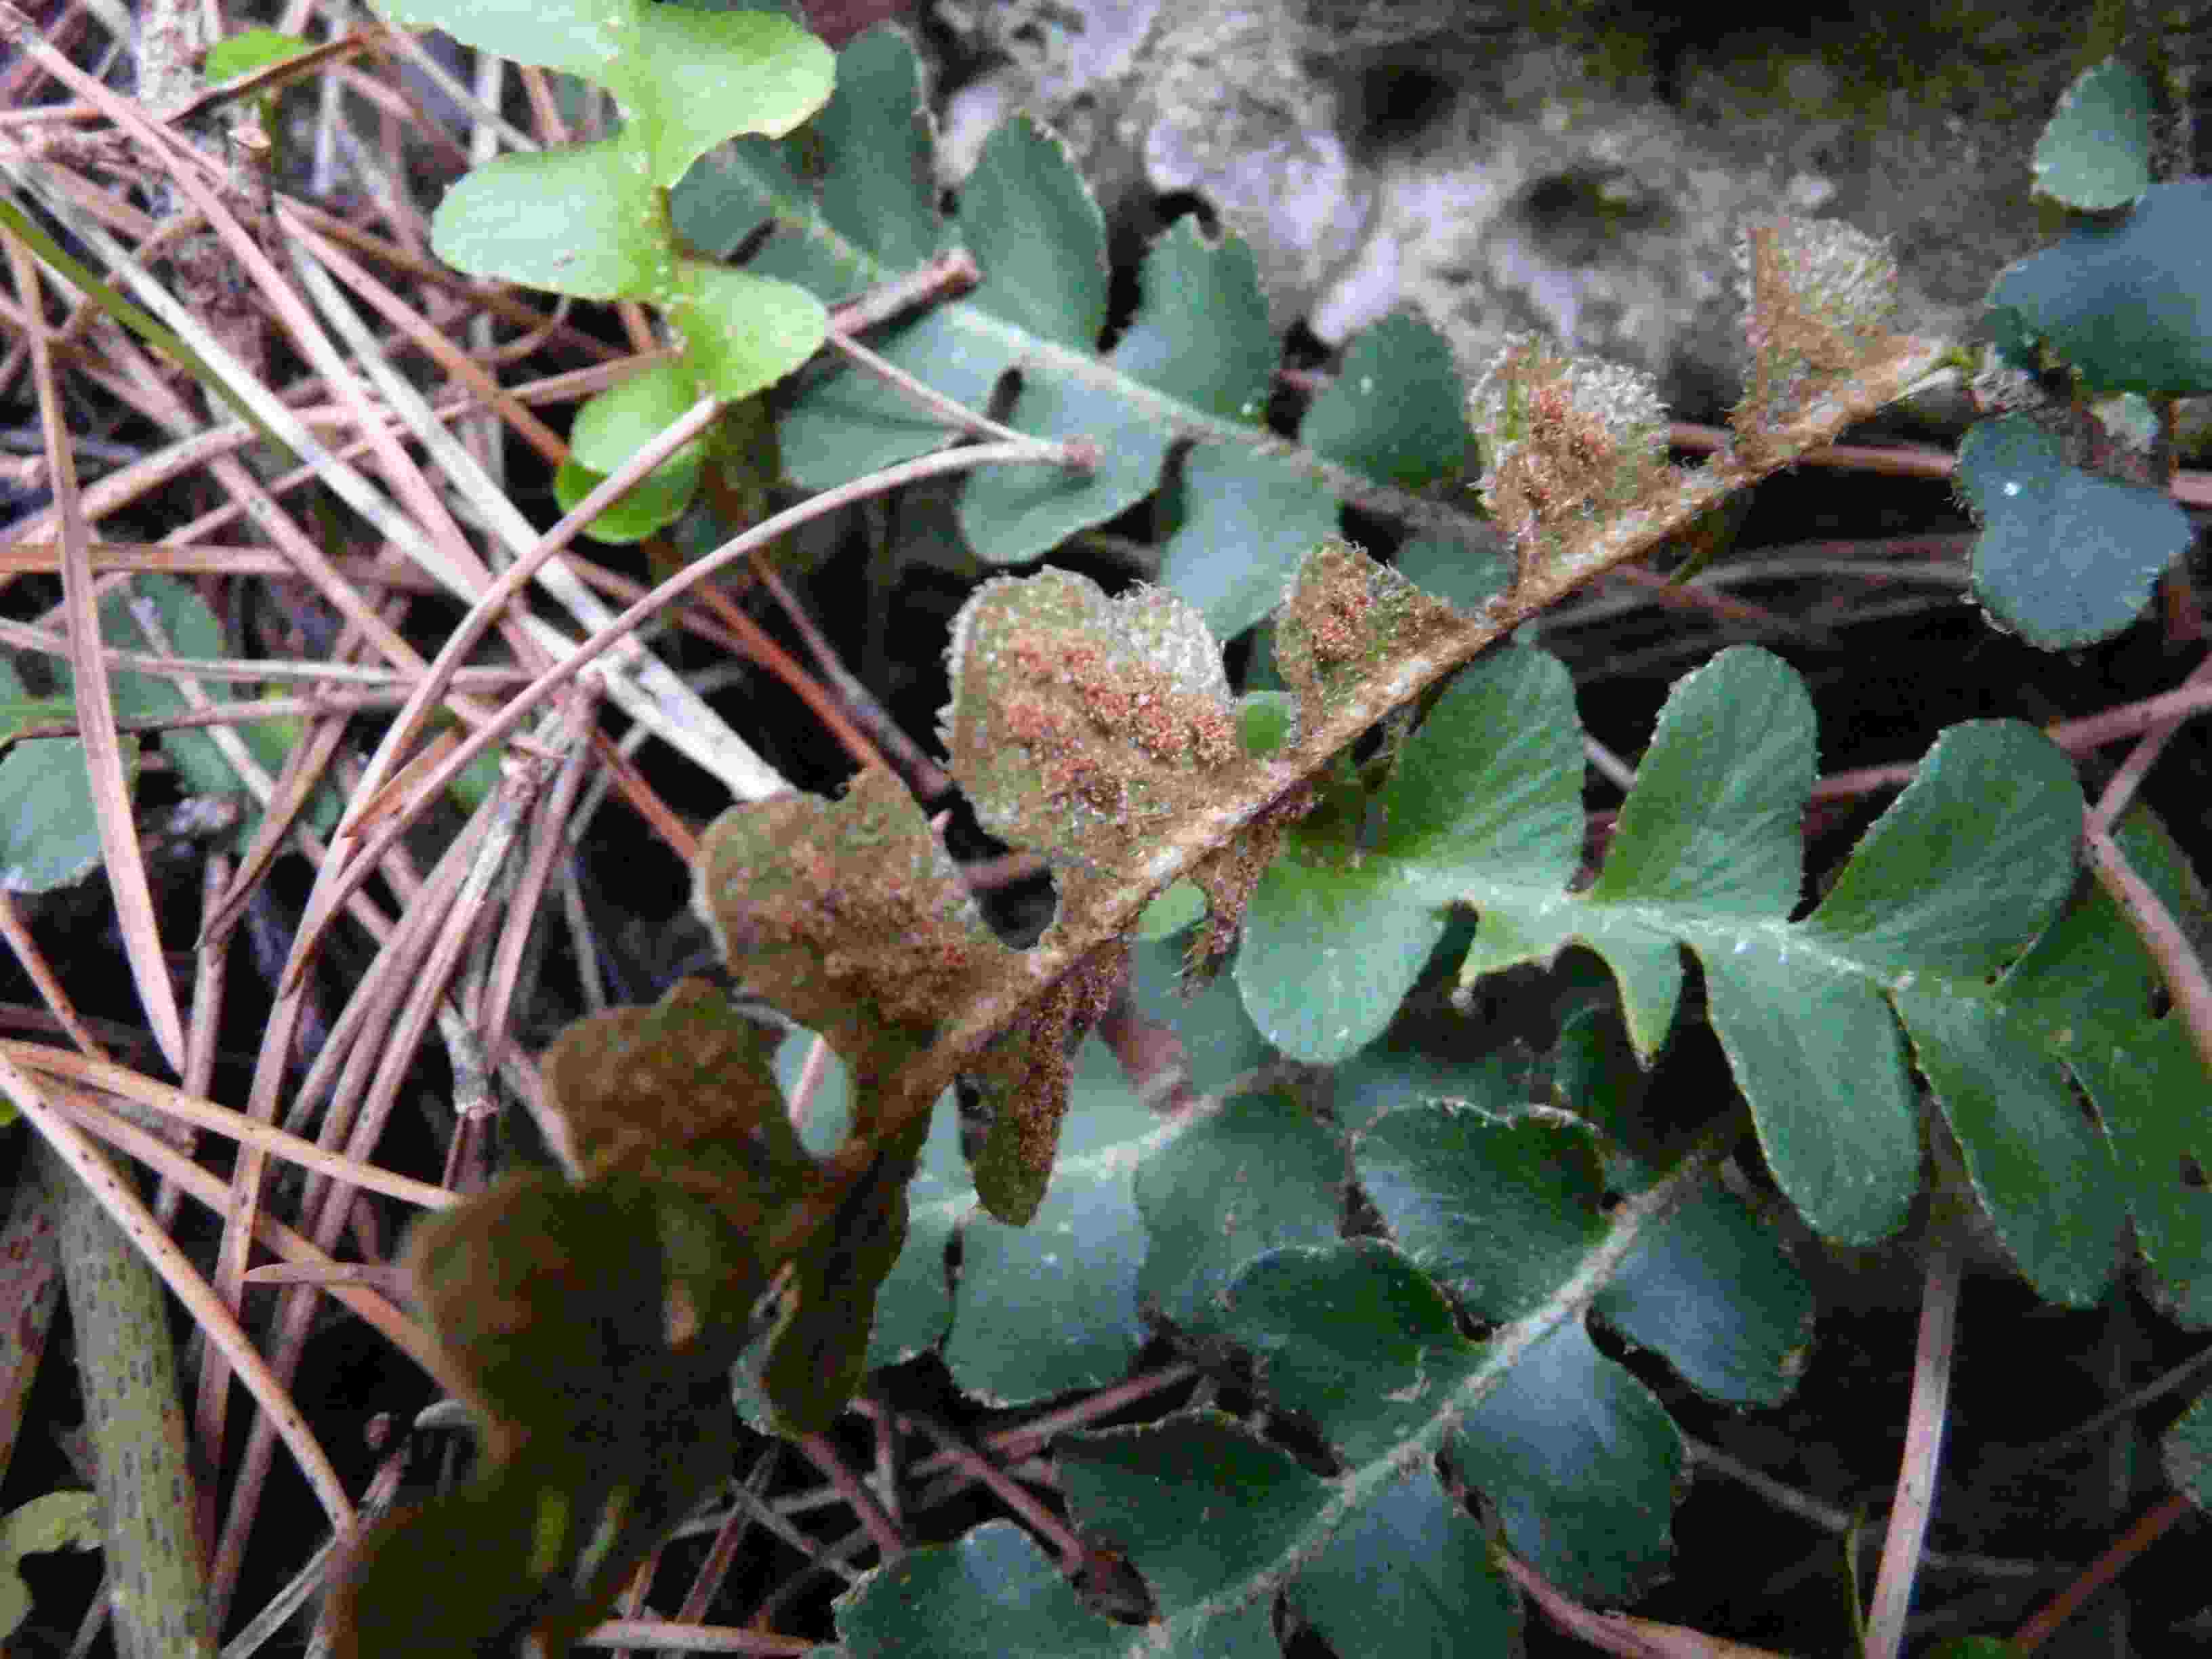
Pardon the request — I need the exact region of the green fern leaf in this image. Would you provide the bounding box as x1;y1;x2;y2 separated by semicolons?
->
1989;180;2212;396
697;30;1473;639
1956;412;2189;647
2031;58;2153;210
1266;638;2127;1286
823;1067;1748;1653
1995;808;2212;1324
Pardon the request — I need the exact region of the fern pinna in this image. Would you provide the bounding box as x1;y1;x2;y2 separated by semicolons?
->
331;18;2211;1658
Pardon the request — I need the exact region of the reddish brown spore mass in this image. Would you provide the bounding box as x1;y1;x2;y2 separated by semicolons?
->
703;775;1000;1039
998;626;1237;823
1494;363;1632;553
1284;543;1376;674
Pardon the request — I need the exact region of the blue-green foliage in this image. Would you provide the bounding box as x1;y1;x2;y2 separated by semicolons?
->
827;1054;1804;1656
1966;58;2207;643
808;640;2206;1656
0;577;341;893
699;43;2209;1656
348;22;2212;1659
1955;412;2189;646
2030;58;2153;209
676;28;1471;642
1246;642;2173;1299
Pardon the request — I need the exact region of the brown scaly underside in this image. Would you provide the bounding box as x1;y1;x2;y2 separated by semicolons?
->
325;253;1955;1659
1467;338;1673;598
1734;220;1904;464
1491;361;1673;591
694;764;1012;1138
543;977;797;1174
730;267;1940;1205
964;940;1130;1225
1272;537;1464;735
1184;786;1316;979
473;218;1942;1425
329;219;1949;1646
941;571;1247;922
860;322;1950;1175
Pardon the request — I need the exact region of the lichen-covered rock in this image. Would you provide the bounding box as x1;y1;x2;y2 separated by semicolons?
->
924;0;2085;422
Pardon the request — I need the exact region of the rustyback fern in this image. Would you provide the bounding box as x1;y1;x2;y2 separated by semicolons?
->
783;639;2198;1659
1733;216;1902;454
333;23;2212;1659
1961;56;2208;644
1469;336;1672;587
680;28;1473;641
941;571;1248;897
